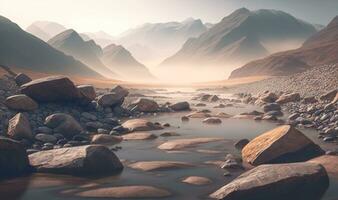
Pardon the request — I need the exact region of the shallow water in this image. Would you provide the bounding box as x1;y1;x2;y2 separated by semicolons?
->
1;89;337;200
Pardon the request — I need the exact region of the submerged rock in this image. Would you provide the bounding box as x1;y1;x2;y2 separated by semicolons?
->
203;117;222;124
122;119;162;132
210;162;329;200
129;161;193;171
76;185;171;198
122;132;157;140
158;138;223;150
242;125;324;166
182;176;212;185
186;111;211;118
91;134;123;145
29;145;123;175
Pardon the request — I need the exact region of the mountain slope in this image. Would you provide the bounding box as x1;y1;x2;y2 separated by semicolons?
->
26;24;50;41
116;18;208;65
48;29;118;78
26;21;67;41
0;16;102;78
82;31;115;47
102;44;155;81
229;16;338;79
159;8;317;79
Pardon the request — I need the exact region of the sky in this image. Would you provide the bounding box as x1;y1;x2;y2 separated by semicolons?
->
0;0;337;36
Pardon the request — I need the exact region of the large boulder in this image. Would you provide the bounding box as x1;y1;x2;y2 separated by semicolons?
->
129;98;159;112
29;145;123;175
111;85;129;98
5;94;38;111
14;73;31;86
0;137;31;178
77;85;96;102
170;101;190;111
242;125;323;166
122;119;163;132
276;93;301;104
7;113;33;140
97;93;124;107
44;113;83;139
20;76;81;103
320;89;337;102
210;162;329;200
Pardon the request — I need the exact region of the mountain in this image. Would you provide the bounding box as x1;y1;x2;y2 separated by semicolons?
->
159;8;317;80
82;31;115;47
115;18;208;65
26;21;67;41
102;44;155;81
0;16;101;78
48;29;118;78
229;16;338;79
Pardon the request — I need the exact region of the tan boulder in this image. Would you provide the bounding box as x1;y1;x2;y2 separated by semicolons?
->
7;113;33;140
129;161;193;171
122;119;163;132
5;95;38;111
158;137;223;150
242;125;323;165
210;162;329;200
91;134;123;145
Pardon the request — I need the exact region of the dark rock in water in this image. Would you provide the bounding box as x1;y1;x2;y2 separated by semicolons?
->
15;73;31;86
320;89;337;102
241;110;263;116
210;162;329;200
44;113;83;139
29;145;123;175
20;76;81;103
203;117;222;124
276;93;301;104
242;125;324;166
5;94;38;111
221;154;243;169
234;139;249;150
0;137;31;178
7;113;33;140
181;116;189;121
262;103;281;112
129;98;159;112
170;101;190;111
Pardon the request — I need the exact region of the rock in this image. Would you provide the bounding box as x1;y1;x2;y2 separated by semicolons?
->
129;161;193;171
221;154;243;169
7;113;33;140
214;112;232;118
35;134;57;144
129;98;159;112
288;113;300;120
242;125;324;166
5;95;38;111
160;132;180;137
320;89;337;102
0;137;31;178
214;104;226;108
198;94;219;102
234;139;249;150
20;76;81;103
303;96;318;104
158;138;223;150
182;176;212;185
276;93;301;104
181;116;189;121
91;134;123;145
308;155;338;178
122;119;162;132
185;111;211;118
170;101;190;111
260;92;278;103
77;85;96;102
29;145;123;175
14;73;32;86
262;103;281;112
97;93;125;107
324;103;335;110
44;113;83;139
111;85;129;99
203;117;222;124
264;110;283;117
76;186;171;198
262;115;278;121
195;103;206;107
35;126;53;134
122;132;157;140
209;162;329;200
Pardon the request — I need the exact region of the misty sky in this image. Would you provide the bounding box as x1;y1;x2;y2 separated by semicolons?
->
0;0;337;35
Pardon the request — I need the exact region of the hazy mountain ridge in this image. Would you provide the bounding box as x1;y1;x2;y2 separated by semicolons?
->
159;8;318;79
26;21;67;41
229;15;338;79
0;16;102;78
48;29;118;79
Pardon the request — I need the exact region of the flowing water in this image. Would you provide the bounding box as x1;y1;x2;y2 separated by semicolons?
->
1;88;337;200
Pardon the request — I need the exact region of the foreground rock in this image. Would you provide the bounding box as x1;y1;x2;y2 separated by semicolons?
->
20;76;81;103
129;161;193;171
242;125;323;166
91;134;123;145
122;132;157;140
129;98;159;112
210;163;329;200
44;113;83;139
0;137;31;178
122;119;162;132
182;176;212;185
76;186;171;198
29;145;123;175
5;95;38;111
170;101;190;111
7;113;33;140
158;138;223;150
